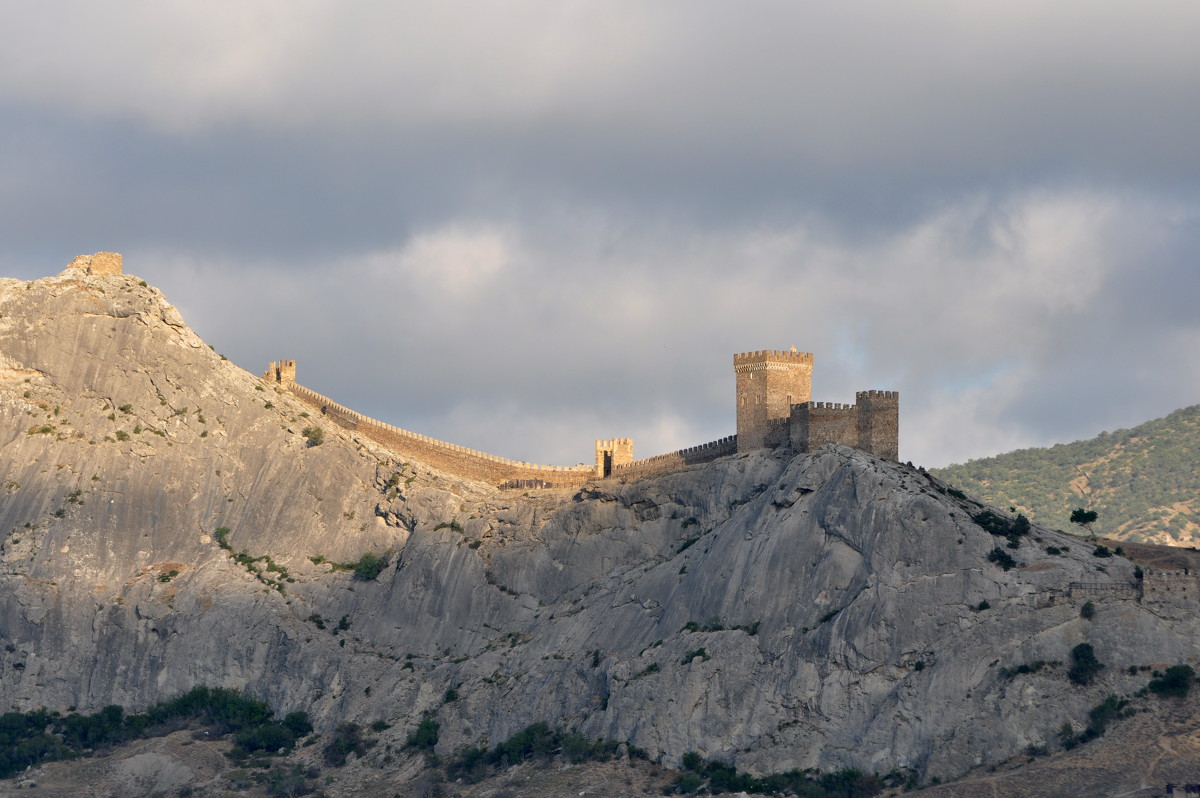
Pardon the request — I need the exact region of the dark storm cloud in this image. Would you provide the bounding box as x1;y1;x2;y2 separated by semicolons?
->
1;2;1198;466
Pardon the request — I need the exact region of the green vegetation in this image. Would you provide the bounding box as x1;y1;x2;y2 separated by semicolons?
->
665;750;896;796
0;686;306;778
932;405;1200;544
633;663;661;678
405;717;439;750
433;520;464;533
1067;643;1104;686
322;722;374;767
1058;694;1133;750
301;426;324;447
26;424;55;435
681;618;760;635
999;660;1053;679
1080;600;1095;619
987;547;1017;571
445;722;629;784
972;510;1031;549
1071;508;1099;536
1148;664;1195;697
212;526;290;593
350;551;389;581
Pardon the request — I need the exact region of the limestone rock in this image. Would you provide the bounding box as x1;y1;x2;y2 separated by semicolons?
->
0;261;1197;784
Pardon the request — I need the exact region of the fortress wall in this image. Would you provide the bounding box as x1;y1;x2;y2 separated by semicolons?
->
611;436;738;480
1142;568;1198;596
791;402;859;452
286;383;594;488
856;390;900;461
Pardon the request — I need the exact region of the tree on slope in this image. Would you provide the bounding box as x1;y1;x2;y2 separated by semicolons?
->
1071;508;1099;538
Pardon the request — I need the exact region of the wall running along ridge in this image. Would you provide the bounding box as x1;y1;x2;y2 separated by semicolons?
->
264;347;899;488
285;382;595;489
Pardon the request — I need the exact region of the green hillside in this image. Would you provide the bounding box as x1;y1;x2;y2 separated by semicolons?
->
932;404;1200;546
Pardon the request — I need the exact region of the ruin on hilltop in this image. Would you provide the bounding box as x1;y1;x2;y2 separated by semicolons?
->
264;348;898;488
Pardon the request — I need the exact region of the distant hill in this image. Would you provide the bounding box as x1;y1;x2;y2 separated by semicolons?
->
933;405;1200;546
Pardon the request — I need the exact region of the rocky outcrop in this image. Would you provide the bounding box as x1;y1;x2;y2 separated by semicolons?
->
0;263;1197;783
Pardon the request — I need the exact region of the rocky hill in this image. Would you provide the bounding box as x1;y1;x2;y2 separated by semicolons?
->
932;406;1200;546
1;261;1199;795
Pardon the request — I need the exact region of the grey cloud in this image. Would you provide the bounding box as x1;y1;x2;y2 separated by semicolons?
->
1;3;1198;470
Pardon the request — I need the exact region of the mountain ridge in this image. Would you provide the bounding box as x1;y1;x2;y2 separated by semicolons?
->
933;404;1200;546
1;261;1198;795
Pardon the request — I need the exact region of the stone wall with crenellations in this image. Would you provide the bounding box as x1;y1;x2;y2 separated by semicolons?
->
285;382;595;489
734;349;899;460
611;436;738;480
263;347;899;489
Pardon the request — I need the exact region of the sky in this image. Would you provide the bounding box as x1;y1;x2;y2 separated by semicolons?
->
2;1;1198;468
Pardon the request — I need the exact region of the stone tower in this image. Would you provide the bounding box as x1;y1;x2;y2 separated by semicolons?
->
735;349;813;452
855;390;900;461
595;437;634;477
264;360;296;384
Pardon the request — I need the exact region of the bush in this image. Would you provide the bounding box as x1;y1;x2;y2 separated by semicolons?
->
1080;601;1095;620
281;711;312;737
972;510;1012;536
1092;545;1113;558
0;686;300;779
406;717;439;750
987;547;1017;571
322;723;373;767
1067;643;1104;686
351;551;388;581
1148;665;1195;698
301;427;324;447
234;722;297;753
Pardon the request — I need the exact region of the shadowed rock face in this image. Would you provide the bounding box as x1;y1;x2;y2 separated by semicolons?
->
0;266;1197;782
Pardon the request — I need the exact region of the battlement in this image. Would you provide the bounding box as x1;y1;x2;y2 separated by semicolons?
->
733;349;814;371
612;436;738;480
803;401;856;411
66;252;123;276
857;390;899;401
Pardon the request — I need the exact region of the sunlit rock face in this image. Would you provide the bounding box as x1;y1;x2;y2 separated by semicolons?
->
0;262;1195;782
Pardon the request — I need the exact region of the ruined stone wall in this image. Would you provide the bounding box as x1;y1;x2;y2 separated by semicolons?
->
286;383;595;489
611;436;738;480
67;252;123;276
1141;568;1198;602
735;350;813;452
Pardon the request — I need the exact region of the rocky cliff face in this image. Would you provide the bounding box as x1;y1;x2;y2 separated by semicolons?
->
1;264;1197;783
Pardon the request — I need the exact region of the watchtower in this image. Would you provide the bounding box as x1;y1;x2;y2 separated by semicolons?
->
595;437;634;477
856;391;899;460
734;349;813;452
263;360;296;384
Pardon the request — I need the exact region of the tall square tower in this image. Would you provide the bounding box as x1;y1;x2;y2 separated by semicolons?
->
734;349;813;452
